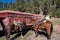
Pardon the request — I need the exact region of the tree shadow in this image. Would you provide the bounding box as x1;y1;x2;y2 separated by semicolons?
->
11;28;31;40
0;30;17;37
11;33;20;40
38;31;49;39
0;30;5;37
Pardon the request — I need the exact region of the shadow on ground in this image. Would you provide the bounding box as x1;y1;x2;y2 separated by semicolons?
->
11;28;31;40
38;31;49;39
0;28;50;40
0;30;5;37
0;30;17;37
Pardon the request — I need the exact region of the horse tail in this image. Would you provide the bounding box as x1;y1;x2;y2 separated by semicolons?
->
50;22;53;34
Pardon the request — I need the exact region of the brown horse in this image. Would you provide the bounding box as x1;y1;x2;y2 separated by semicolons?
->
2;18;25;40
32;18;53;40
3;23;22;40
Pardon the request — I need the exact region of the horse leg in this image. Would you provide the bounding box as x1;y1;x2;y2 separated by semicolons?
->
34;26;39;37
20;26;23;37
46;26;51;40
5;26;11;40
14;26;19;33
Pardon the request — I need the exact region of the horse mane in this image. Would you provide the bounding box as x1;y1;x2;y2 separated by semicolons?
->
46;20;52;24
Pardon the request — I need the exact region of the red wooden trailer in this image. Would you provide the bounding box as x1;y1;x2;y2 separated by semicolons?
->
0;10;38;26
0;10;41;40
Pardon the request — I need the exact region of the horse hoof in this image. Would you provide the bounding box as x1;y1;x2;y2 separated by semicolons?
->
35;34;38;37
35;35;37;37
47;37;51;40
47;39;51;40
21;35;23;38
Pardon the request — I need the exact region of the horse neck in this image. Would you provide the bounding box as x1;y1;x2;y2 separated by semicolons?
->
32;19;39;27
46;20;51;23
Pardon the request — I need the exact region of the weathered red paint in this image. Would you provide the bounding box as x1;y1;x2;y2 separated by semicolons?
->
0;10;38;26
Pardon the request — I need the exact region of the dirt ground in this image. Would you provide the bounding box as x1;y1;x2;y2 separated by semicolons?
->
13;18;60;40
10;25;60;40
0;25;60;40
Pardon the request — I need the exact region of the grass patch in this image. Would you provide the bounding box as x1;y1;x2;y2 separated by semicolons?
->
0;36;5;40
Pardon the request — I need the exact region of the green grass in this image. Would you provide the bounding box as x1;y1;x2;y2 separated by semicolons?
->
0;36;5;40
